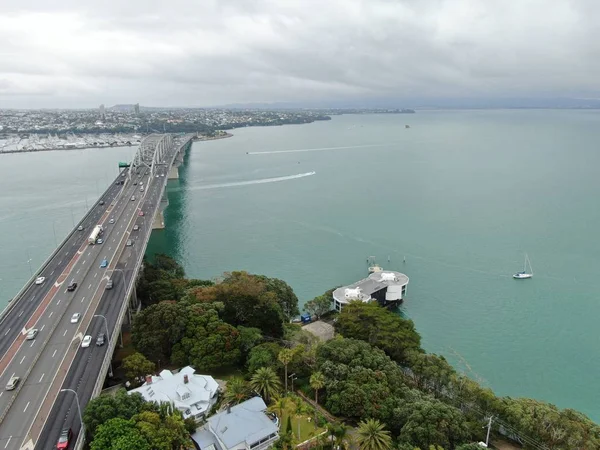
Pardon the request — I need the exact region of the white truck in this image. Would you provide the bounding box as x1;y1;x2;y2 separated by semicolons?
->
88;225;103;245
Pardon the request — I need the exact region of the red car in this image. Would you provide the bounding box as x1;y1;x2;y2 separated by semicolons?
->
138;210;144;216
57;428;72;449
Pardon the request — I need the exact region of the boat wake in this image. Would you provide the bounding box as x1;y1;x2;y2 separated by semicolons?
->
247;143;392;155
187;171;316;191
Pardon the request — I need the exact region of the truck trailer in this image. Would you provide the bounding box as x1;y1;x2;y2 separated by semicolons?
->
88;225;103;245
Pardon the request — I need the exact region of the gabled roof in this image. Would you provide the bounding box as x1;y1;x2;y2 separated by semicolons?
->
208;397;278;449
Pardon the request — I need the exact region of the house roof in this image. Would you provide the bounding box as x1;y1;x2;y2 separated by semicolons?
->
129;366;219;416
332;270;409;305
208;397;278;449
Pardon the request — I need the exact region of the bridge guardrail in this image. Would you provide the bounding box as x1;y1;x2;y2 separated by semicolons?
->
0;170;130;324
76;135;194;450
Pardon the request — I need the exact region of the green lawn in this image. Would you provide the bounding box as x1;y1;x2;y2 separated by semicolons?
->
271;397;326;443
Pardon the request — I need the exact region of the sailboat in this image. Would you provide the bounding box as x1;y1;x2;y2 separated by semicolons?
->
513;254;533;279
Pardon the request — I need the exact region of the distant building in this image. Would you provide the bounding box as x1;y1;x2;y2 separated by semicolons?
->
134;103;140;115
128;366;219;422
99;104;105;119
332;270;409;311
192;397;279;450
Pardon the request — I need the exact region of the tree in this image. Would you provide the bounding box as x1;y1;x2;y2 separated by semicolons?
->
83;389;147;437
247;343;282;375
355;419;393;450
254;274;300;320
278;348;294;393
273;397;288;420
304;294;331;319
237;326;263;362
171;308;241;370
90;417;150;450
133;410;192;450
250;367;282;404
224;378;251;405
310;371;325;405
405;352;454;398
122;353;155;382
456;444;485;450
335;302;421;365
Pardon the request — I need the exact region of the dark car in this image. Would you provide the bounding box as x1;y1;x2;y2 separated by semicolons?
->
56;428;72;449
99;200;105;205
96;333;105;346
67;280;77;292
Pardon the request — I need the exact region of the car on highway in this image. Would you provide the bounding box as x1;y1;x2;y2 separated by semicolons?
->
100;259;109;268
77;225;84;231
70;313;81;323
35;276;45;285
131;195;136;201
133;181;138;185
138;211;144;216
5;376;20;391
67;280;77;292
81;335;92;348
26;328;38;340
126;239;133;246
140;186;144;192
96;333;106;346
96;238;104;244
106;279;113;289
133;224;139;231
99;200;105;205
56;428;72;450
109;218;115;224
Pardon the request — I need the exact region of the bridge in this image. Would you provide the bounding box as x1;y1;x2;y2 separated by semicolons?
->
0;134;195;450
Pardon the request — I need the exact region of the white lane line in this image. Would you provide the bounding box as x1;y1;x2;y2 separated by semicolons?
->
56;299;61;305
23;402;30;412
3;328;10;336
30;297;34;302
63;329;68;336
58;260;62;265
20;356;26;364
52;349;57;358
50;270;54;275
108;246;112;251
88;283;92;289
83;260;86;265
94;273;97;278
65;252;68;256
39;373;45;383
40;324;45;332
88;252;91;256
76;269;80;274
5;436;11;448
113;238;116;242
125;262;128;267
18;310;23;317
30;341;34;348
49;311;53;318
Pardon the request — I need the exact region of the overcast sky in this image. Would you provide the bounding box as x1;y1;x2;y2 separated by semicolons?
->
1;0;599;108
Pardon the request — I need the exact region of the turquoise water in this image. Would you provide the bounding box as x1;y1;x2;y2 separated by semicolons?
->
2;111;600;420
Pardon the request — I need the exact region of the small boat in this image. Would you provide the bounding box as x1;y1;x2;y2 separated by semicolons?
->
513;254;533;279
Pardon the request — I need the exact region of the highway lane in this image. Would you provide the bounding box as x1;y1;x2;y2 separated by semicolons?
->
0;171;127;358
35;164;173;449
0;171;151;449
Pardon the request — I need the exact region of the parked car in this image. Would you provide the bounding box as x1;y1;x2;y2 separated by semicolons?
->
70;313;81;324
35;276;45;285
81;335;92;348
26;329;38;340
56;428;72;450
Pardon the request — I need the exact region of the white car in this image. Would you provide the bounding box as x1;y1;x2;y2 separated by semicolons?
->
35;276;45;285
81;335;92;348
26;329;39;340
70;313;81;324
109;218;115;224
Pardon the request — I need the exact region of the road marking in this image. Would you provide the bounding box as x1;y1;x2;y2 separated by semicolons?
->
5;436;11;448
88;252;91;256
39;373;45;383
125;262;128;267
58;260;62;265
20;356;26;364
108;246;112;251
49;311;53;318
76;269;80;274
50;270;54;275
23;402;30;412
56;299;61;305
30;341;34;348
18;310;23;317
40;324;45;331
88;283;92;289
52;349;57;358
83;260;86;265
113;238;116;242
63;329;68;336
30;297;34;302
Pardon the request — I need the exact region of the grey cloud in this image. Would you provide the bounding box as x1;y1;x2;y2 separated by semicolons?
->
1;0;600;108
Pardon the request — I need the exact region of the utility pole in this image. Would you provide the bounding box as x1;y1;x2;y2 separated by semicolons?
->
484;416;493;447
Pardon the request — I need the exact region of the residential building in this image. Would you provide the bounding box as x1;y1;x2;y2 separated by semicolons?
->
128;366;219;422
192;397;279;450
332;270;409;311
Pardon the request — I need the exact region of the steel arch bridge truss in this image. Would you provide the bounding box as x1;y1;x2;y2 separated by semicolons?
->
131;134;173;178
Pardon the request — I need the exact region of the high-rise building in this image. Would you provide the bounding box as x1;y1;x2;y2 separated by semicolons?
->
99;104;105;119
134;103;140;115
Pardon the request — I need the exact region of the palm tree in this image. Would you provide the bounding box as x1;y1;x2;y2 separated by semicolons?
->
273;397;288;421
355;419;392;450
223;377;250;405
309;371;325;405
278;348;294;393
334;423;350;450
250;367;282;404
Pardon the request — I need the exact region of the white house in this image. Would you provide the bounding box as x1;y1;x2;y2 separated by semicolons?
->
128;366;219;422
192;397;279;450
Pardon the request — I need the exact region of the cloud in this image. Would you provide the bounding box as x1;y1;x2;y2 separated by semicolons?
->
1;0;599;107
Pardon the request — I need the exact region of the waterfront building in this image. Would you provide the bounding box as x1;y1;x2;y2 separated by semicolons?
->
332;270;409;311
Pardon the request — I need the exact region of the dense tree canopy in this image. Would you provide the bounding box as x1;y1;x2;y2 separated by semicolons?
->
247;342;282;375
303;294;332;319
83;389;147;437
122;352;155;382
90;417;150;450
335;302;421;365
